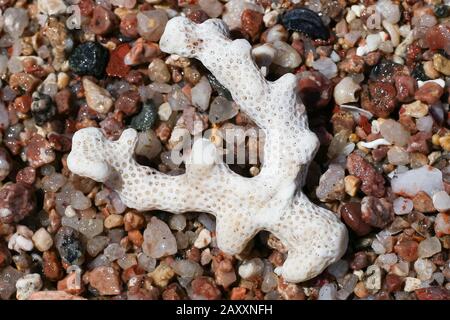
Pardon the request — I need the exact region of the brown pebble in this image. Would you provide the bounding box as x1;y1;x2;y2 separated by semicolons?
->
90;5;116;35
331;110;355;134
394;240;419;262
412;191;435;213
241;9;263;40
88;266;122;296
54;88;72;115
340;202;372;236
394;75;416;103
123;211;145;231
128;230;144;247
161;283;187;300
190;276;222;300
415;287;450;300
346;153;385;197
350;251;369;270
25;134;56;168
384;274;403;292
15;167;36;185
361;196;394;229
120;13;139;38
414;82;444;104
114;90;141;116
13;95;32;114
43;250;64;281
361;81;397;118
187;9;210;24
0;183;36;224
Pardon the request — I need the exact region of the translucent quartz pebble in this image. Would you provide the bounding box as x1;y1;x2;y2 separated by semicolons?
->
143;217;177;258
191;76;212;111
168;85;191;111
318;283;338;300
137;10;168;42
137;253;156;272
168;214;186;231
391;166;444;197
104;243;126;262
70;190;91;210
3;8;29;38
87;236;110;257
208;96;239;123
238;258;264;279
171;259;204;278
41;173;67;192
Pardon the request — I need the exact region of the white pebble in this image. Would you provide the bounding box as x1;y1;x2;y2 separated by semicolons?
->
16;274;43;300
32;228;53;252
158;102;172;121
432;191;450;212
393;197;413;215
193;228;212;249
404;277;422;292
333;77;360;105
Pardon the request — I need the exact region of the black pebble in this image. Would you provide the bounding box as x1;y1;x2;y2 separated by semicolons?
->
282;8;330;40
31;93;56;126
68;42;109;78
130;101;158;131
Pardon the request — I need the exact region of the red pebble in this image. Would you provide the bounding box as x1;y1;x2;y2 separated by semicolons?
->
106;44;131;78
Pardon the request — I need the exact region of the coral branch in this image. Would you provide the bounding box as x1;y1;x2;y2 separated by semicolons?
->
68;17;348;282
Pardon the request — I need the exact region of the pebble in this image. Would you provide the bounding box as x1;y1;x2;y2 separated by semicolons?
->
318;283;337;300
114;90;141;116
124;39;160;66
104;214;124;229
418;237;442;259
168;86;191;111
198;0;223;18
385;274;403;292
432;191;450;212
222;0;263;30
327;259;349;279
0;183;36;224
272;41;302;69
149;263;175;287
209;96;239;124
361;82;397;118
387;146;410;165
87;236;110;257
415;287;450;300
394;240;419;262
391;166;444;197
143;217;177;258
106;44;131;78
333;77;360;105
346;153;385;197
69;42;109;78
191;76;212;111
414;83;443;105
172;259;203;279
137;253;156;272
104;243;126;262
88;266;121;295
364;265;382;291
412;191;435;213
432;54;450;76
31;228;53;252
82;78;113;114
316;164;345;201
3;8;29;38
0;266;23;300
55;226;85;265
25;134;56;168
414;259;436;281
148;59;170;84
16;274;42;300
344;175;361;197
241;9;263;39
137;10;168;42
43;250;63;281
340;202;372;236
38;0;67;16
434;213;450;237
393;197;413;215
168;215;186;231
379;119;410;147
135;130;162;160
189;276;221;300
403;277;421;292
130;101;157;131
158;102;172;121
8;232;34;252
238;258;264;279
312;57;338;79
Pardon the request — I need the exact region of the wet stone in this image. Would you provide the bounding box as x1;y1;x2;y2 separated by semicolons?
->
69;42;109;78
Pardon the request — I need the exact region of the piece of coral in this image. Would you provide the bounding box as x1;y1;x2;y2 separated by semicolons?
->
67;17;348;283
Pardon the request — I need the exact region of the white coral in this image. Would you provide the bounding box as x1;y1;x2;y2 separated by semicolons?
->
67;17;348;282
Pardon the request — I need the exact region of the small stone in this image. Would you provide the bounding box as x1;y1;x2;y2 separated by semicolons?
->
318;283;337;300
200;248;212;266
394;240;419;262
172;259;203;278
433;191;450;212
69;42;109;78
387;146;410;165
29;291;86;300
149;263;175;287
104;243;126;262
414;258;436;281
435;213;450;237
32;228;53;252
415;287;450;300
241;9;263;39
137;10;168;42
104;214;124;229
70;191;91;210
391;166;444;198
379;119;410;147
312;57;338;79
54;88;72;115
346;153;385;197
114;90;141;116
16;274;42;300
333;77;361;105
83;78;113;114
238;258;264;279
106;44;131;79
403;101;429;119
340;202;372;236
157;102;172;121
89;5;116;35
393;197;413;215
137;253;156;272
418;237;441;258
440;136;450;152
0;183;36;224
433;54;450;76
88;266;121;295
414;83;444;105
43;250;63;281
38;0;67;15
3;8;29;38
272;41;302;69
191;76;212;111
148;58;171;83
209;96;239;123
168;215;186;231
55;226;85;265
130;101;158;131
316;164;345;201
364;265;382;291
124;39;160;66
327;259;349;279
189;276;221;300
385;274;403;292
143;217;177;258
199;0;223;18
123;211;145;231
412;191;435;213
25;134;56;168
87;236;110;257
403;277;421;292
361;82;397;118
